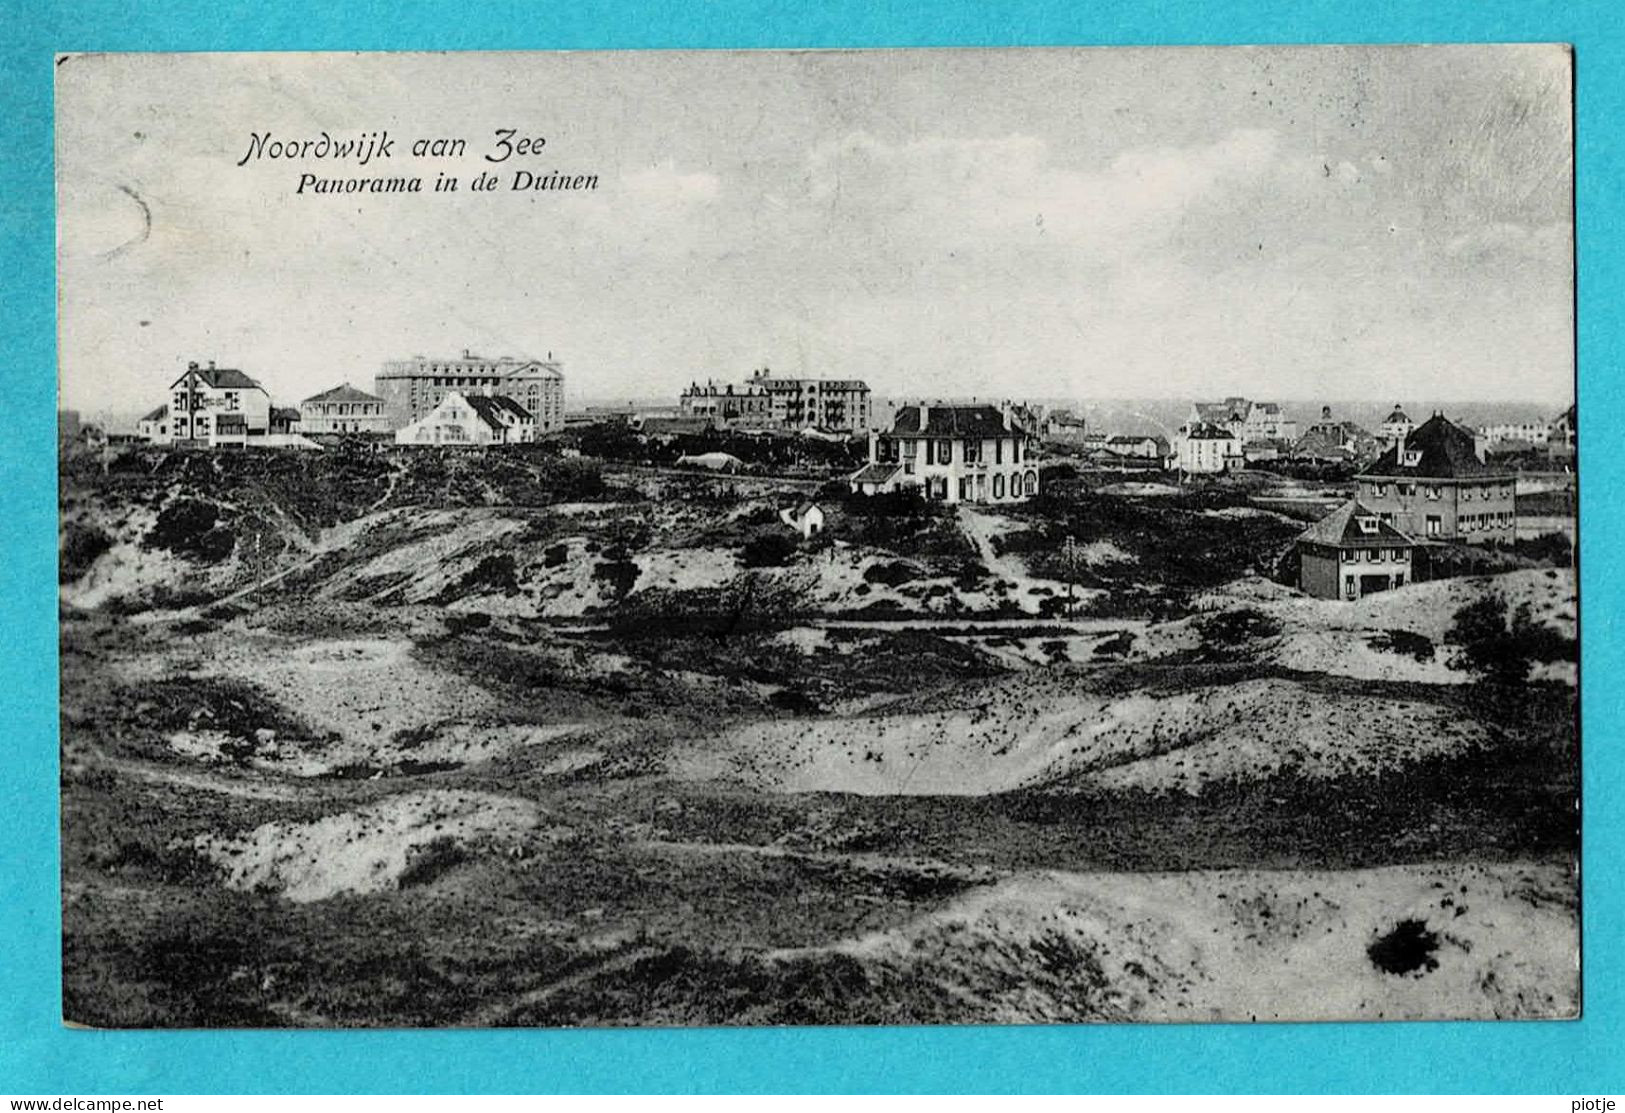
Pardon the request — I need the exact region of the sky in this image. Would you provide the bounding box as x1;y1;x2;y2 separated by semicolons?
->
55;46;1574;415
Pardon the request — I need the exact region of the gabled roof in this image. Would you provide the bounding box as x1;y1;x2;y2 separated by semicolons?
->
1297;500;1416;548
466;394;533;427
1358;414;1508;479
1181;421;1235;440
169;365;264;391
850;461;903;485
303;382;384;405
139;404;169;422
1194;400;1247;423
889;405;1021;438
1107;434;1158;445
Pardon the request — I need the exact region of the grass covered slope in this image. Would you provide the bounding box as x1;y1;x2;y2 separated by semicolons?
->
58;442;1579;1027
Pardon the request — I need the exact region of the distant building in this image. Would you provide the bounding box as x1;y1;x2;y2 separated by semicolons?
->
779;501;826;539
1379;404;1415;447
1548;404;1577;458
137;404;170;441
1354;413;1516;544
1105;434;1166;459
748;367;872;433
157;361;273;445
1292;406;1380;462
1042;410;1091;444
852;402;1038;503
1189;397;1296;445
376;350;563;432
394;390;536;446
1479;420;1551;449
678;381;772;426
270;407;301;435
1173;422;1243;474
1296;499;1416;601
299;383;391;434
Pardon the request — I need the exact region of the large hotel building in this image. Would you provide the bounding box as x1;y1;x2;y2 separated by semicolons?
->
374;350;565;431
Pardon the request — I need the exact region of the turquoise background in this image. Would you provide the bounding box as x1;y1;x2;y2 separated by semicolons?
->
1;0;1618;1094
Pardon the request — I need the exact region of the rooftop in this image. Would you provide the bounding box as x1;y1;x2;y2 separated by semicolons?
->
889;404;1024;438
303;383;385;405
1297;499;1416;548
170;364;264;391
1358;414;1510;479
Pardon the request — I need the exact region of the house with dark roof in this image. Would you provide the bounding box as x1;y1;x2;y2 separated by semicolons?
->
1355;413;1516;544
1291;406;1381;463
1173;421;1243;474
160;360;272;444
300;383;391;435
1296;499;1417;601
852;402;1038;503
393;390;536;446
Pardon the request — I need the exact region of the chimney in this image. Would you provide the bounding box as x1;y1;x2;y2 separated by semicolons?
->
207;360;216;370
188;361;199;371
919;400;929;429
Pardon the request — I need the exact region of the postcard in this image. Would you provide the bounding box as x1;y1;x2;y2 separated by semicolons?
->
55;45;1577;1027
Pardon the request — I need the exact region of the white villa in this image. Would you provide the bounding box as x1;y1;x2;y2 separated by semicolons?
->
300;383;393;435
1173;421;1244;474
849;403;1039;504
143;361;273;445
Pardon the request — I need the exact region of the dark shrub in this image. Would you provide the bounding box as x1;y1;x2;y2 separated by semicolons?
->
454;554;520;597
594;557;640;600
1195;608;1282;659
1093;631;1136;658
445;612;492;634
741;533;798;568
1442;594;1565;684
1367;629;1435;662
60;523;113;582
542;542;570;568
398;836;469;889
862;560;916;587
146;498;236;563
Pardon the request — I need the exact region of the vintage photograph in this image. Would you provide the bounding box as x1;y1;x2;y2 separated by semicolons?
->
55;46;1577;1028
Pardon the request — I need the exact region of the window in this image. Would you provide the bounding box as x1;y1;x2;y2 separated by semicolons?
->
964;439;980;464
995;440;1004;465
1403;450;1422;466
993;474;1006;499
1426;515;1441;537
1356;516;1378;534
1374;484;1388;497
1426;486;1441;500
1345;575;1356;599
